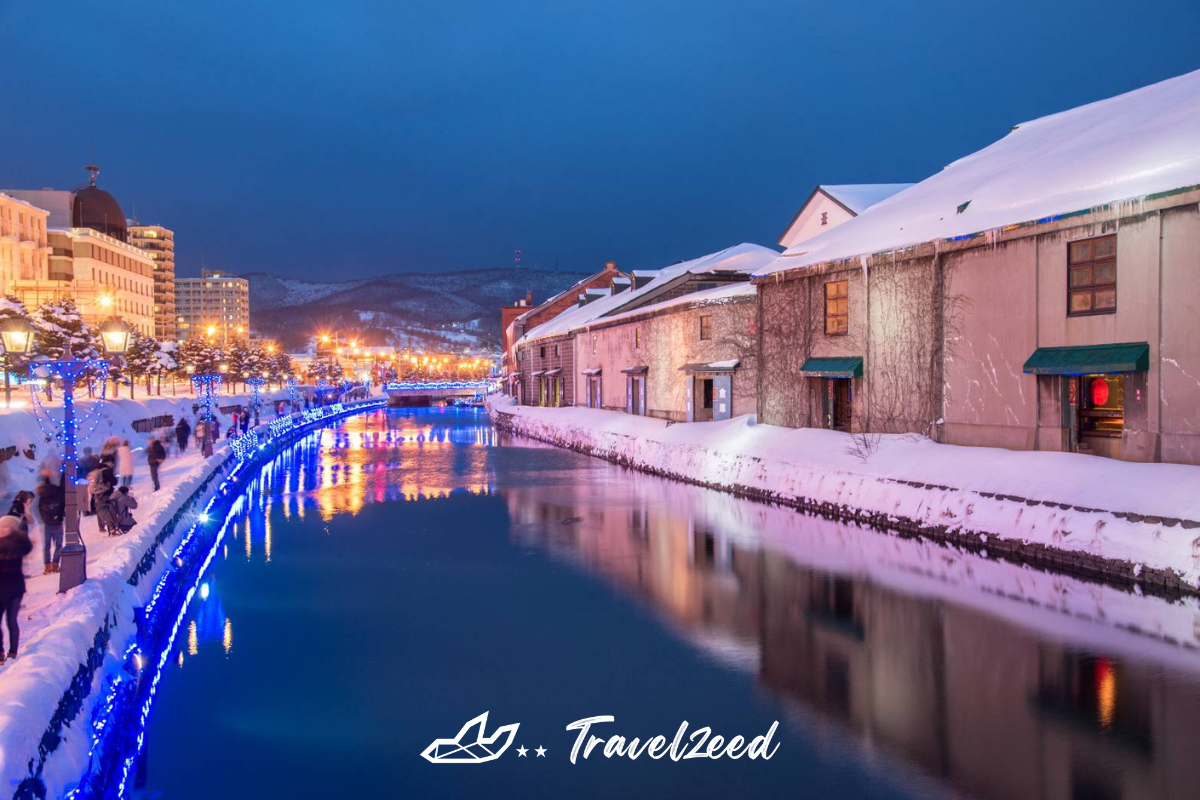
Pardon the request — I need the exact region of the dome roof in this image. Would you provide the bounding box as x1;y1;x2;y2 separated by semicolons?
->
73;186;127;241
72;166;127;241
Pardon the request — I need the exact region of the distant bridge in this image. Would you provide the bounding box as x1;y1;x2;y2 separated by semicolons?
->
384;380;499;407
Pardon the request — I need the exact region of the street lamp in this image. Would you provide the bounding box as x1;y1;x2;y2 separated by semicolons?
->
0;316;35;408
43;316;131;593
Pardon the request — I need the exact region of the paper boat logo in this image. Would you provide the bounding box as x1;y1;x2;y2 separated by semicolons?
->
421;712;520;764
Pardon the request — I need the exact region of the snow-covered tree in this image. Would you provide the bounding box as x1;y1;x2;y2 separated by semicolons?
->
175;336;224;376
268;351;293;382
225;339;265;391
122;330;161;398
34;299;99;362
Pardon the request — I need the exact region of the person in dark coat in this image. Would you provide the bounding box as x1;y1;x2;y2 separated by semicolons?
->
36;475;65;575
175;417;191;453
0;514;33;662
6;491;34;533
77;447;101;481
89;460;118;535
111;487;138;534
146;437;167;492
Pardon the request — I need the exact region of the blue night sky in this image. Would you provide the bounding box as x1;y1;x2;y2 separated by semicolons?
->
2;0;1198;281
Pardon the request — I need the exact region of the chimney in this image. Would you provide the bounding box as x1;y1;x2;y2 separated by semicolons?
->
525;291;533;304
604;260;617;272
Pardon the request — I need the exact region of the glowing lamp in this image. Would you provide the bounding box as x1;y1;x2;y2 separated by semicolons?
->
98;295;113;308
98;318;132;355
1091;377;1110;407
0;316;35;355
219;363;229;373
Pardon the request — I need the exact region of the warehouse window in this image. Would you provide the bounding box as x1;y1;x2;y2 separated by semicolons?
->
825;280;848;335
1068;235;1117;316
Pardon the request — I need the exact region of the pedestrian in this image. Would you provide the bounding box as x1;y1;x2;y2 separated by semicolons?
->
77;447;100;481
88;460;117;535
7;491;35;533
111;486;138;534
117;439;134;488
0;514;33;664
36;474;65;575
100;436;120;462
147;437;166;492
175;417;191;453
230;410;239;434
212;416;222;440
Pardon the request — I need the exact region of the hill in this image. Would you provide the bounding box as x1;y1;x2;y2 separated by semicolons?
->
244;268;592;352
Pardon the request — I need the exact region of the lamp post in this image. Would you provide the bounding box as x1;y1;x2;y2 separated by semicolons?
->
0;317;34;408
15;316;132;592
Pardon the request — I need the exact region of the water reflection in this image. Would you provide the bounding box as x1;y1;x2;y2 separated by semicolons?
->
154;409;1200;800
501;452;1200;800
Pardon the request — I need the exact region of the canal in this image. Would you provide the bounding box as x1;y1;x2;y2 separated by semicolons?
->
131;407;1200;799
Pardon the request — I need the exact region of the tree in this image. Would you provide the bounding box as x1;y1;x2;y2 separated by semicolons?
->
34;299;99;362
122;330;162;398
225;339;265;392
267;351;293;384
175;337;223;376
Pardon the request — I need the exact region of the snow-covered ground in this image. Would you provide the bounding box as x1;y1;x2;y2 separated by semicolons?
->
489;397;1200;590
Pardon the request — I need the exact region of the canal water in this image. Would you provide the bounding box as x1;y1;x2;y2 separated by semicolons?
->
131;407;1200;800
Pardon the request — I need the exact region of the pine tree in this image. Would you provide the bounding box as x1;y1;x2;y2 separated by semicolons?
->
34;299;100;362
122;330;162;398
175;337;223;376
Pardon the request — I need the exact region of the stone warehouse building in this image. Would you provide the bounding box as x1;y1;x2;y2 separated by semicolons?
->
573;285;759;421
754;70;1200;464
501;260;628;392
515;244;776;414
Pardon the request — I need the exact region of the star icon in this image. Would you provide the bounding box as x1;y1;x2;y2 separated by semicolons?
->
517;746;528;757
535;746;547;757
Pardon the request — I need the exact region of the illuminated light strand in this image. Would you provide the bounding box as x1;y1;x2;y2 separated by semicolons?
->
71;396;390;798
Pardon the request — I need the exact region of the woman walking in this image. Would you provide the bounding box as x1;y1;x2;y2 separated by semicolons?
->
117;439;135;488
0;513;33;663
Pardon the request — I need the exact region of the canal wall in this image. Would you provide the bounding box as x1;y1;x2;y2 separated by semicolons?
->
0;396;384;800
488;397;1200;596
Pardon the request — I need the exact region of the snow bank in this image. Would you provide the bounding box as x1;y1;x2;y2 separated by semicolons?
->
490;397;1200;591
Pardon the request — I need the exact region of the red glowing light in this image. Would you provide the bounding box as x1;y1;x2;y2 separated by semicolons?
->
1091;377;1110;407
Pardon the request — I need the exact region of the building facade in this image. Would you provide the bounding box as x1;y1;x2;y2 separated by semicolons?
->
4;168;156;336
176;269;251;344
0;193;50;299
128;224;176;340
755;71;1200;465
573;286;759;422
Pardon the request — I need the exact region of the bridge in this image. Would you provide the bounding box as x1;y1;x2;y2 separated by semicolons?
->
384;380;499;407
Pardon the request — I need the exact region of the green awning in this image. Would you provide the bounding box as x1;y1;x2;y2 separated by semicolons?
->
799;357;863;378
1022;342;1149;375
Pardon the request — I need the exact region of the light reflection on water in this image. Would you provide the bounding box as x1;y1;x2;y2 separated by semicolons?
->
146;407;1200;800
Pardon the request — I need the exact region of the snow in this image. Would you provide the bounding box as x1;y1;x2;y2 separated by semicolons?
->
821;184;914;215
520;243;776;343
704;359;741;370
490;398;1200;588
756;68;1200;276
591;282;756;328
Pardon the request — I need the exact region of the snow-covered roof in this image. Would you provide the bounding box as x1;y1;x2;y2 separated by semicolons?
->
756;68;1200;278
519;243;775;343
593;282;756;329
821;184;914;215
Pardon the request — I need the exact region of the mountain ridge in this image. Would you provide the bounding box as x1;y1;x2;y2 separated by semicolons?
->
244;267;592;352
